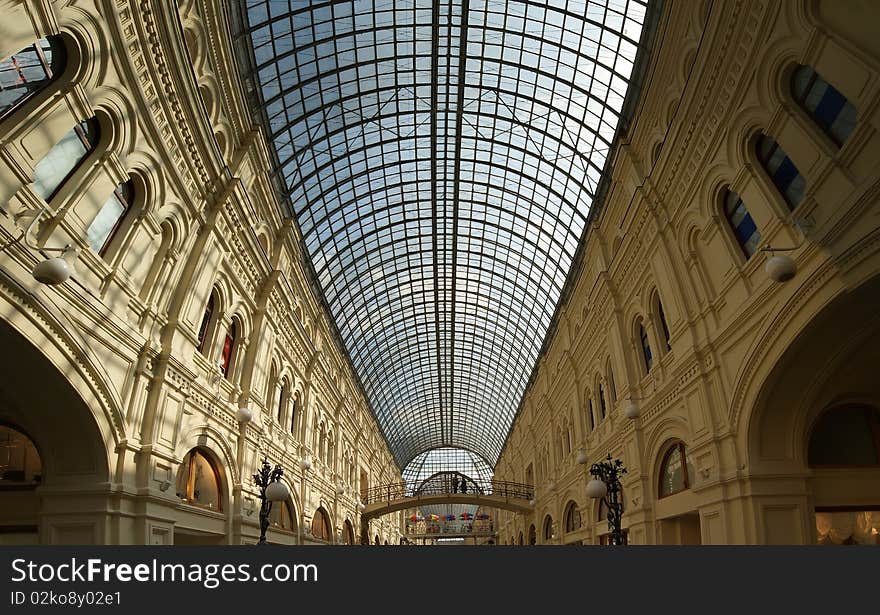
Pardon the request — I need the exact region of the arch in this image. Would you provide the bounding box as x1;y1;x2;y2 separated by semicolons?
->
542;514;554;542
738;267;880;458
720;186;762;259
90;84;140;160
219;315;241;379
57;6;112;89
657;440;695;499
789;63;857;147
311;506;333;542
651;289;672;352
563;500;582;533
86;176;135;256
176;424;239;494
528;523;537;545
197;287;220;355
268;496;297;534
175;447;224;511
342;519;356;545
0;284;122;472
517;530;524;545
754;131;806;211
30;116;100;202
636;317;653;374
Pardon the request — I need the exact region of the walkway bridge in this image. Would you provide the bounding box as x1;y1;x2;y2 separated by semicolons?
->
361;472;535;520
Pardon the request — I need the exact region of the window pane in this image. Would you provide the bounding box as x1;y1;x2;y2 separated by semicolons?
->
792;65;857;146
0;37;60;117
86;189;127;252
757;134;805;210
30;118;98;200
724;190;761;258
660;446;684;496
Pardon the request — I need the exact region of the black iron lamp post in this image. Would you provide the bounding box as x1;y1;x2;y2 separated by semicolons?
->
254;458;289;545
585;453;627;545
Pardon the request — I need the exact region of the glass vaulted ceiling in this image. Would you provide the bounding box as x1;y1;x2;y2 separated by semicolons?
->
239;0;651;470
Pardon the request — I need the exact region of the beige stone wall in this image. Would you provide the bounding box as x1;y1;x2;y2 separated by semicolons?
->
495;0;880;545
0;0;401;545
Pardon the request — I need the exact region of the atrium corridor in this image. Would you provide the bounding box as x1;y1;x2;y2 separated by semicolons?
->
0;0;878;546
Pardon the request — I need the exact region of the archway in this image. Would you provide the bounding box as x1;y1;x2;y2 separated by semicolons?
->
311;507;332;543
528;524;536;545
744;274;880;544
0;319;111;544
342;519;355;545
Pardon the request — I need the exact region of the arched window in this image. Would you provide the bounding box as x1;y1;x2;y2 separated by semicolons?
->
31;117;100;201
606;362;617;404
658;441;695;498
722;188;761;258
196;290;218;354
269;499;295;532
277;379;289;424
220;319;238;378
598;382;607;420
587;398;595;431
639;321;653;373
564;501;582;533
791;65;857;146
87;179;134;255
528;524;537;545
291;391;301;435
374;534;380;545
0;423;41;486
808;405;880;467
0;36;65;119
343;520;355;545
756;133;806;210
543;515;554;541
517;531;524;545
175;448;222;510
655;295;672;351
311;507;332;542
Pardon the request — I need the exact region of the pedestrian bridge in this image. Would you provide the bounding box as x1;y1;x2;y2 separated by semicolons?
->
360;472;535;520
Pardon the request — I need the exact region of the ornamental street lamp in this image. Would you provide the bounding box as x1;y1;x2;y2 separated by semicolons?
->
585;453;627;545
254;457;289;545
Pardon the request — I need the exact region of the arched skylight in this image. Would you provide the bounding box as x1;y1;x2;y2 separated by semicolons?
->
236;0;654;469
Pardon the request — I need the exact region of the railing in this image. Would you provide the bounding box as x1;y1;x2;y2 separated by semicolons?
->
404;521;496;537
363;478;534;506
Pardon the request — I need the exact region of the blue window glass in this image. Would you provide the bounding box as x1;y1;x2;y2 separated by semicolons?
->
757;134;806;211
791;65;857;146
0;36;64;119
639;323;652;373
723;188;761;258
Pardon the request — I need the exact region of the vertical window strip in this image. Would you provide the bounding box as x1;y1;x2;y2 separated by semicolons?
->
756;133;805;210
639;323;652;372
792;65;857;146
87;180;133;254
723;188;761;258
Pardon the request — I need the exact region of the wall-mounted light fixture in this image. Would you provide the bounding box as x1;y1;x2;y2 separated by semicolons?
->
1;206;80;285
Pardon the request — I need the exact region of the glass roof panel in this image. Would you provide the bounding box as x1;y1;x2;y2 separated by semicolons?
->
239;0;652;469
